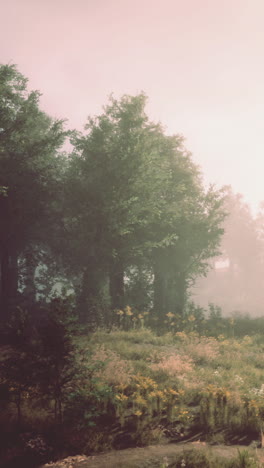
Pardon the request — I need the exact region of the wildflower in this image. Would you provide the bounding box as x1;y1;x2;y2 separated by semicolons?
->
175;331;188;341
115;393;128;402
134;410;142;417
133;395;147;406
116;309;124;316
125;305;133;316
138;314;144;319
166;312;174;318
188;314;196;322
234;375;244;383
218;334;225;341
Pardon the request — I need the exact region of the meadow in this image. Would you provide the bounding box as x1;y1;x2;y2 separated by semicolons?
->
2;305;264;467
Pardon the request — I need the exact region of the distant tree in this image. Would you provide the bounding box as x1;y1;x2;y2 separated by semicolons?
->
194;186;264;314
151;167;225;324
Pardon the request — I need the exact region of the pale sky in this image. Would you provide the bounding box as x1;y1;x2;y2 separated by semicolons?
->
2;0;264;213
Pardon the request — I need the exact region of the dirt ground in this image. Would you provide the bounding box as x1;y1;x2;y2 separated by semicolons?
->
41;442;264;468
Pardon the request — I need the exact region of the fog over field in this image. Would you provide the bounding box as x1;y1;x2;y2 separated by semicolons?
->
2;0;264;317
3;4;264;465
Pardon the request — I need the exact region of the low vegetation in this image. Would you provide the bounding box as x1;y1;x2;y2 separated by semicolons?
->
2;301;264;466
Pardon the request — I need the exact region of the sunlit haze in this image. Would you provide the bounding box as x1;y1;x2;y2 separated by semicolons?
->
2;0;264;213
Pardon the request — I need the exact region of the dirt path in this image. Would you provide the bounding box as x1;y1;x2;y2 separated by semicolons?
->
41;442;264;468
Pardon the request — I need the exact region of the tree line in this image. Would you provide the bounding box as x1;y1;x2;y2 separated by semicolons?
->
194;187;264;316
0;64;226;328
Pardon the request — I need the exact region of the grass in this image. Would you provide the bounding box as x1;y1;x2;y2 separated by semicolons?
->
75;327;264;448
3;324;264;466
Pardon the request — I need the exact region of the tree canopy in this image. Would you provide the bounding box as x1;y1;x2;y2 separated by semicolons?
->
0;65;226;327
0;64;67;318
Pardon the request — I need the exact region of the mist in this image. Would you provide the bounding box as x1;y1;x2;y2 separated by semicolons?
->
192;186;264;317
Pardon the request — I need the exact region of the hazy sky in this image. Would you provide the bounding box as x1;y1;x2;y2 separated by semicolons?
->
2;0;264;213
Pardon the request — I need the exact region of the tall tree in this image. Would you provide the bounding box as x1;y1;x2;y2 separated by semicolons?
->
67;94;225;324
0;64;67;319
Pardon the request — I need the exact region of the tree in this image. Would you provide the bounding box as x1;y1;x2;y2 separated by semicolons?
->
150;164;225;323
193;186;264;315
66;94;162;321
66;93;225;325
0;64;67;319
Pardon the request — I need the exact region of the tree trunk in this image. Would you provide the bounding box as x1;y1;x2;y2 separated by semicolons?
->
109;258;124;310
153;266;166;330
0;247;18;320
23;249;36;302
78;264;105;324
0;249;9;319
16;388;22;429
175;271;187;316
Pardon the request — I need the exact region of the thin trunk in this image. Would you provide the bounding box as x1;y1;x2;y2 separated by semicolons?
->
16;389;22;429
109;258;124;310
153;266;166;330
23;250;36;302
0;248;18;320
78;265;104;324
175;271;187;316
54;399;57;422
9;251;18;295
0;249;9;319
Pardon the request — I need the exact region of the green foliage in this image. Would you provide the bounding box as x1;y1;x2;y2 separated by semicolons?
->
3;64;261;466
64;92;225;324
0;64;68;318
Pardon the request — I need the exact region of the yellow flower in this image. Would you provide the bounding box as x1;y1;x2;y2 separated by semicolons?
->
138;314;144;319
188;315;195;322
116;383;128;391
134;395;147;406
125;305;133;316
218;334;225;341
116;309;124;316
116;393;128;402
175;332;188;341
167;388;178;396
166;312;174;318
134;410;142;417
